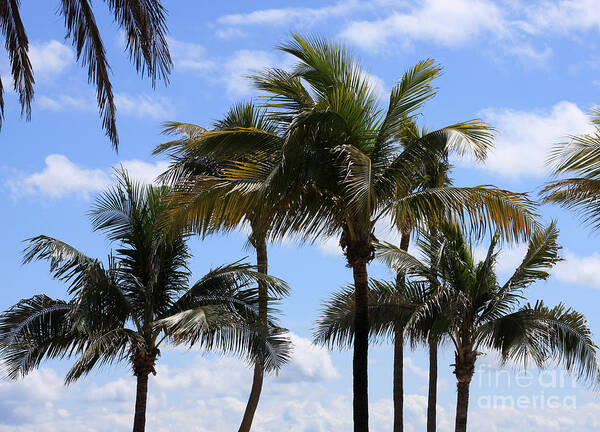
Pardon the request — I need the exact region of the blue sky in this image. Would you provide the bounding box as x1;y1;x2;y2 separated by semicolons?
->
2;0;600;431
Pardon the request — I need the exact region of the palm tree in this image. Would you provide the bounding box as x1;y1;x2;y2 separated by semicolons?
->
0;0;172;149
314;277;435;432
0;171;291;432
541;109;600;228
247;35;538;432
153;34;539;431
153;102;286;432
316;116;491;432
385;222;599;432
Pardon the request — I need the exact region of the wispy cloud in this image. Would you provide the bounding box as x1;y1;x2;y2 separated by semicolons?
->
37;92;174;120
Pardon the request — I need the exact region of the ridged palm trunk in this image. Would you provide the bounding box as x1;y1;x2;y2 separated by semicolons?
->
352;257;370;432
427;337;438;432
393;229;410;432
133;372;149;432
238;231;268;432
453;347;476;432
132;350;157;432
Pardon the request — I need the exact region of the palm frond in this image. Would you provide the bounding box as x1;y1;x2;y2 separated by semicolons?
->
59;0;118;148
0;0;33;125
0;295;80;379
395;186;539;242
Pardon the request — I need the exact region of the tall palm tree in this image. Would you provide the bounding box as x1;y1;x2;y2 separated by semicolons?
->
541;109;600;228
153;102;287;432
244;35;538;432
316;116;491;432
0;171;290;432
154;35;539;431
0;0;172;149
385;222;599;432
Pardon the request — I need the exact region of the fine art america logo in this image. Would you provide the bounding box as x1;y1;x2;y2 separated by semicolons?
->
475;365;578;409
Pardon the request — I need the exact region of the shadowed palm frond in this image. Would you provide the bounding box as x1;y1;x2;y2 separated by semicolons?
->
0;295;80;379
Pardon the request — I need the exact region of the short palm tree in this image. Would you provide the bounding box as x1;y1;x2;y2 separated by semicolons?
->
541;109;600;228
154;34;539;431
0;171;290;432
386;222;599;432
0;0;172;149
154;102;286;432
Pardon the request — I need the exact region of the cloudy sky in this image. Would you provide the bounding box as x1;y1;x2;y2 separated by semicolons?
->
2;1;600;431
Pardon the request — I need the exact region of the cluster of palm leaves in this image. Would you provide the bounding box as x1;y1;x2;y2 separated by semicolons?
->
2;31;600;432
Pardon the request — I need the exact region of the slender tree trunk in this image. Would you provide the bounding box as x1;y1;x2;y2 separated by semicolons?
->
352;259;370;432
455;380;470;432
238;231;268;432
133;371;149;432
427;338;438;432
393;228;410;432
453;348;476;432
393;329;403;432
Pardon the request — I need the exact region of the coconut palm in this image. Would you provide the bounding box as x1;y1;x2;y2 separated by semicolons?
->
153;102;287;432
0;0;172;149
541;110;600;228
384;222;599;432
379;117;490;432
0;171;291;432
247;35;539;432
153;34;539;431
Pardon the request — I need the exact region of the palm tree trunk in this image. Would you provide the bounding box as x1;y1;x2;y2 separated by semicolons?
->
427;338;438;432
454;349;476;432
393;328;403;432
455;380;470;432
393;228;410;432
352;259;370;432
133;371;149;432
238;231;268;432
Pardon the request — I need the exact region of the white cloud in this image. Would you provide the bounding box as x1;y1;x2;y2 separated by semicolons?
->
339;0;506;49
223;50;279;96
7;154;169;199
38;95;94;112
16;154;111;199
167;38;214;72
553;250;600;289
521;0;600;36
28;40;73;79
37;92;174;120
114;93;174;120
217;1;367;27
477;101;595;178
278;333;340;382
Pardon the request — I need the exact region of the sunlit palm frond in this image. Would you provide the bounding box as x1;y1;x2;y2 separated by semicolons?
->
502;222;561;291
395;186;539;243
419;120;495;161
540;178;600;230
377;59;441;146
547;133;600;178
